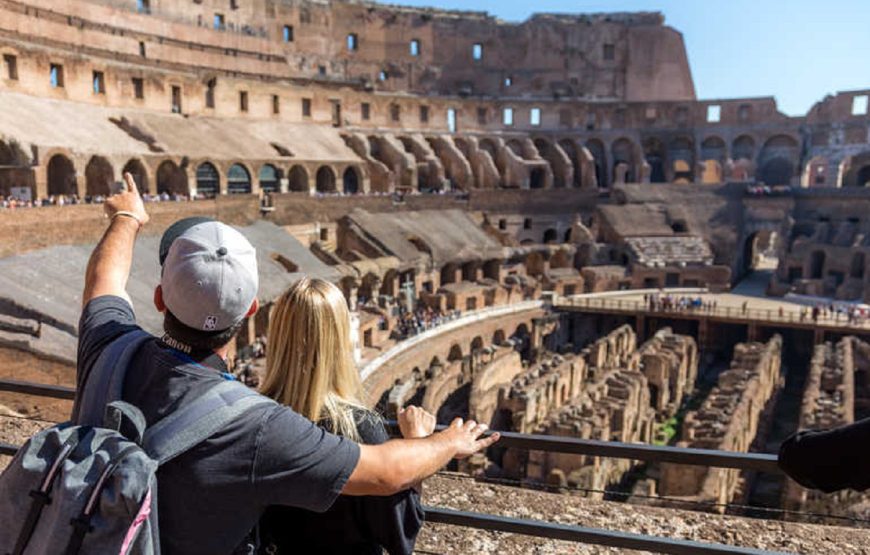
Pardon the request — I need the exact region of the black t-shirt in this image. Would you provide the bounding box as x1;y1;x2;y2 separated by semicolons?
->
778;417;870;493
77;296;361;555
259;410;424;555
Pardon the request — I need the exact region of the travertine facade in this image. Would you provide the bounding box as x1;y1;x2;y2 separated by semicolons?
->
0;0;867;204
660;336;783;509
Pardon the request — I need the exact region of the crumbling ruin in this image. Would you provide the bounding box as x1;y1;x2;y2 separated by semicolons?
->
660;336;783;509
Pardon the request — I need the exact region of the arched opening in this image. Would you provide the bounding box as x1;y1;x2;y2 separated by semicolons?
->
156;160;189;196
258;164;280;193
287;165;309;192
84;156;113;198
669;137;694;183
47;154;76;197
851;252;865;280
700;136;726;164
195;162;220;197
732;135;755;162
440;263;458;286
529;167;546;189
557;139;581;187
810;251;826;280
447;344;463;362
543;228;558;243
479;139;498;160
758;135;798;186
511;323;531;360
315;166;336;193
483;259;501;280
342;166;360;194
585;139;606;188
227;164;252;194
0;141;13;166
471;336;484;353
842;153;870;187
493;329;506;345
506;140;524;158
122;159;149;194
436;382;470;425
742;231;778;275
611;138;635;183
461;261;479;282
758;158;793;186
642;137;666;183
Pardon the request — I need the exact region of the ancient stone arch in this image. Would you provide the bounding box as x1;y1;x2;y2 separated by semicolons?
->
287;165;309;192
557;138;582;187
0;140;14;165
84;156;114;198
669;136;695;183
802;156;829;188
700;136;726;164
122;159;149;194
757;134;799;186
47;154;76;197
227;163;252;194
156;160;189;196
447;344;464;362
611;138;636;183
195;161;220;197
642;137;667;183
259;163;281;192
585;138;607;187
731;135;756;162
342;166;361;194
315;165;337;193
841;151;870;187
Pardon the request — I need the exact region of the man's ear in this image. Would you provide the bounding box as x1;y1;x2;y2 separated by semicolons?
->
246;298;259;318
154;285;166;312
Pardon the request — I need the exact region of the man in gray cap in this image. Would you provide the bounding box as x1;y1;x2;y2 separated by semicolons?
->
78;173;499;555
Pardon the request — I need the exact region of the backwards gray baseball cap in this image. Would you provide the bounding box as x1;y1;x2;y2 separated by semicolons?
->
159;218;259;332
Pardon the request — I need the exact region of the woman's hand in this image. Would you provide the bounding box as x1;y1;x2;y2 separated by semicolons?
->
398;406;436;439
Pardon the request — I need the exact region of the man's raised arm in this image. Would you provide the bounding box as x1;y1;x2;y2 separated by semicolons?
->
342;417;500;496
82;173;150;307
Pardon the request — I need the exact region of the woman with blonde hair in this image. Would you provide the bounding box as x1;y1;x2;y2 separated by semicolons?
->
258;277;429;555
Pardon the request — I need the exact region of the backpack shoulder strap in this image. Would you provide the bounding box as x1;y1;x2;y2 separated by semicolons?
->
72;329;152;426
143;379;275;465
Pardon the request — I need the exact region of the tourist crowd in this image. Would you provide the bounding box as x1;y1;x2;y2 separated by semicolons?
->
801;303;870;325
391;305;462;340
0;192;195;209
644;293;718;312
641;293;869;327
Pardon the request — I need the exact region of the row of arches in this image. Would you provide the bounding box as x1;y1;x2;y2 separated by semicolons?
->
43;153;365;197
511;133;802;187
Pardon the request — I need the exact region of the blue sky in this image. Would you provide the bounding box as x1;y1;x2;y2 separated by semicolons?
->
389;0;870;116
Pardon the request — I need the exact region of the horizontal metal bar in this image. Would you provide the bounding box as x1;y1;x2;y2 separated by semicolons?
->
0;379;76;400
423;506;792;555
386;421;781;474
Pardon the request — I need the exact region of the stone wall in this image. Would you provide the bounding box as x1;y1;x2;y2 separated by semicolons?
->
497;324;698;494
659;336;783;508
784;337;870;518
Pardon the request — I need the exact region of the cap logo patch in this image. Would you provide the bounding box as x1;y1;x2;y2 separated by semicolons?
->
203;316;218;331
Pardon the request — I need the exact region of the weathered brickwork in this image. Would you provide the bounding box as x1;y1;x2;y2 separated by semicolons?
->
659;336;783;509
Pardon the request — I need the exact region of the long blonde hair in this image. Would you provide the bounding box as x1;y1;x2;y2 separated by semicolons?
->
260;277;367;441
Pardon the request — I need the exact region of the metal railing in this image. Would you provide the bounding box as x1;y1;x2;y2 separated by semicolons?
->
558;296;870;332
0;379;794;554
385;421;780;474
